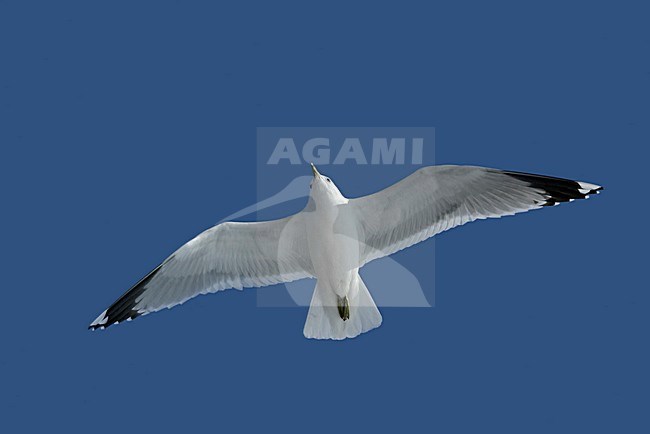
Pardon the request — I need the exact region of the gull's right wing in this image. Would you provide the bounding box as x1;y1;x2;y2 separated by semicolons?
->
347;165;602;266
90;213;314;330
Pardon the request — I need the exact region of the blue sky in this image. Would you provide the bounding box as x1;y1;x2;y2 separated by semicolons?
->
1;1;648;433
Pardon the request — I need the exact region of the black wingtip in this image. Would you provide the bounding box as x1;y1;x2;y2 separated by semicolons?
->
501;170;603;206
88;260;168;331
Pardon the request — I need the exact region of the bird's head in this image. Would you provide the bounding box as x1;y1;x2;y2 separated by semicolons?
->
308;163;346;204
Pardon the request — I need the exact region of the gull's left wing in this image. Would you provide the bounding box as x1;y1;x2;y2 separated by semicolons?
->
346;165;602;267
89;213;313;330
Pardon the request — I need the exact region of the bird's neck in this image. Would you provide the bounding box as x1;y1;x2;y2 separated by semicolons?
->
314;192;348;207
309;193;348;219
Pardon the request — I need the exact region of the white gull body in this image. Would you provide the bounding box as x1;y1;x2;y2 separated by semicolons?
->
90;164;602;339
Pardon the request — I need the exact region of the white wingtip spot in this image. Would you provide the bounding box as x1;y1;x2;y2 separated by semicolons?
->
90;310;108;327
578;181;601;191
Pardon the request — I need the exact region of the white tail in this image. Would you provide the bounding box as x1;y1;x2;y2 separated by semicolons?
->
303;273;382;340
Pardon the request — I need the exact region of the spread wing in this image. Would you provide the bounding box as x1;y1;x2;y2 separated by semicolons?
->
90;213;313;329
347;165;602;266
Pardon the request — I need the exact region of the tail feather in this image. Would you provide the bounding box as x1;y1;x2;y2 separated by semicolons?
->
303;274;382;340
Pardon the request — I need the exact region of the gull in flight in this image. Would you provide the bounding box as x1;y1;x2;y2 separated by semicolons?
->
90;164;602;339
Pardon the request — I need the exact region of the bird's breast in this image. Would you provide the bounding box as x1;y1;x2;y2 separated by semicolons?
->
306;205;360;288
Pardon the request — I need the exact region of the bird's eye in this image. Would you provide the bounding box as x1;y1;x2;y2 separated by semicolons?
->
326;178;331;183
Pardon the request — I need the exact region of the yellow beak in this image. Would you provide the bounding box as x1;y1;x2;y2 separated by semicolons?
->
311;162;320;177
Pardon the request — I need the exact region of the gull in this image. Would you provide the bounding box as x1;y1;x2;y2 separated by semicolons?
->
90;164;602;339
